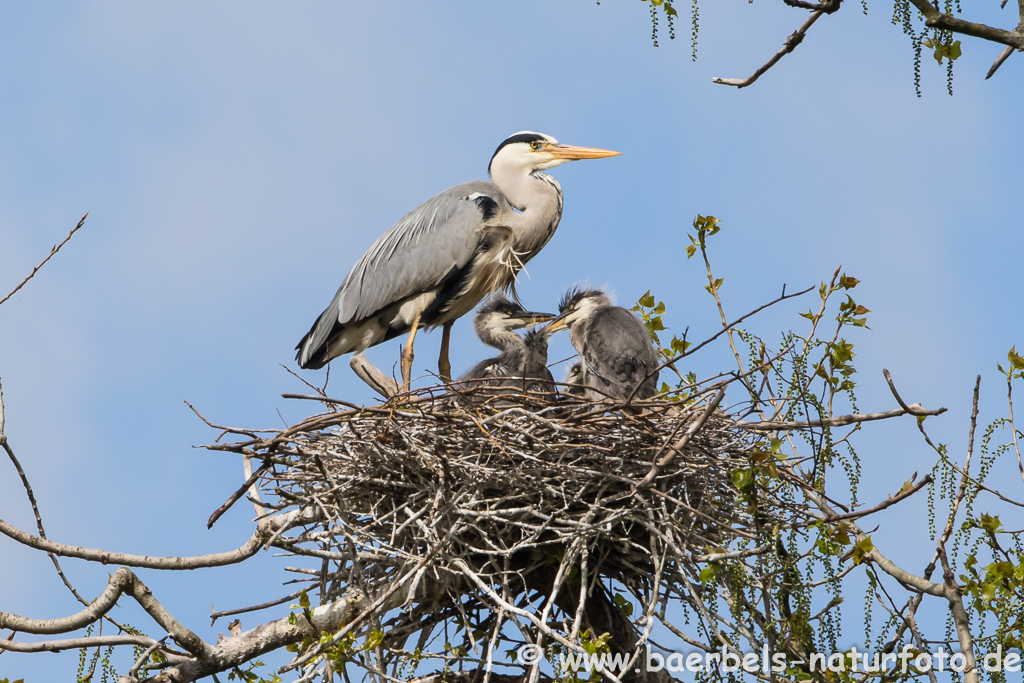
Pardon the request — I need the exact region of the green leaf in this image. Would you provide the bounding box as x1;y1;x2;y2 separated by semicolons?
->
850;536;873;565
652;301;666;314
638;290;655;308
699;565;719;584
364;629;385;651
731;468;754;493
613;593;634;617
924;38;963;64
838;274;859;289
1008;346;1024;371
299;590;310;610
664;3;678;16
830;340;855;364
685;244;697;259
978;513;1002;534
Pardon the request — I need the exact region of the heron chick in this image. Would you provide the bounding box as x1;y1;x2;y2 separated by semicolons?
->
547;287;660;402
459;296;556;398
295;132;620;393
564;362;586;397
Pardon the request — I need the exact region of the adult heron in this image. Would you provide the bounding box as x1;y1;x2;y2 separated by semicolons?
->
459;296;556;397
547;287;660;401
295;132;620;393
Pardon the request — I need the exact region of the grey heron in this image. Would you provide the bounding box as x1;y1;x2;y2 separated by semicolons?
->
459;296;556;398
547;287;660;401
295;132;620;393
564;362;585;397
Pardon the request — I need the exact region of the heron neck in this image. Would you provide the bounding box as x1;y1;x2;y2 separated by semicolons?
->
491;169;563;254
478;327;524;353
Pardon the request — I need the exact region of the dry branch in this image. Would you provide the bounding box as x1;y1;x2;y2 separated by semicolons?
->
0;213;88;309
712;11;825;88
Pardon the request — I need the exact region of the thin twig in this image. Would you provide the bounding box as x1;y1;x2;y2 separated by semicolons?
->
0;213;88;309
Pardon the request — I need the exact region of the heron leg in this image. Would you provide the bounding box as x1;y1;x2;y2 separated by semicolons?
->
438;321;453;383
401;313;421;395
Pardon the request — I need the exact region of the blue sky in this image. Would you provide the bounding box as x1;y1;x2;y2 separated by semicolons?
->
1;2;1022;679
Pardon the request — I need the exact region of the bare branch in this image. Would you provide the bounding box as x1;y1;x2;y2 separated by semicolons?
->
149;589;372;682
0;634;158;654
0;506;321;570
351;352;399;398
210;588;307;625
713;11;825;88
0;567;134;634
206;460;272;529
0;568;207;660
883;368;946;417
825;475;933;522
740;403;945;431
0;213;88;309
128;636;169;680
985;45;1014;79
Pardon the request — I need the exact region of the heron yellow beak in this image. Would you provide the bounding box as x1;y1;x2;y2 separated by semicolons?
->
544;143;622;160
509;310;557;326
545;311;572;333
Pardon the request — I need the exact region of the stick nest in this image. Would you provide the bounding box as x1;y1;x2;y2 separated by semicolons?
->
244;394;775;621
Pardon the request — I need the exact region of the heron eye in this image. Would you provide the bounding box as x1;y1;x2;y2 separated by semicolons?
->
530;141;542;150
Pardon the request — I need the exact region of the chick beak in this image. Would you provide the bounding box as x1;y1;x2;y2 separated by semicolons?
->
508;310;557;329
545;310;572;333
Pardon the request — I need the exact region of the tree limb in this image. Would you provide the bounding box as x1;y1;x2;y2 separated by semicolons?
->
0;507;321;570
740;403;945;431
985;45;1014;79
713;11;825;88
907;0;1024;50
0;634;159;654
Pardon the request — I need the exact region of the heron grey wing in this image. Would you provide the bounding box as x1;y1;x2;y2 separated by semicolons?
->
333;181;507;325
461;357;502;381
579;307;659;396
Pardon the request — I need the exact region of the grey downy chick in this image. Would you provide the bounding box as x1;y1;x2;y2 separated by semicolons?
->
547;287;659;401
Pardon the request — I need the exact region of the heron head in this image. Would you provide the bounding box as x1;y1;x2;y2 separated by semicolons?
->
567;363;583;383
546;287;612;333
488;132;620;177
565;362;585;396
475;295;556;335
